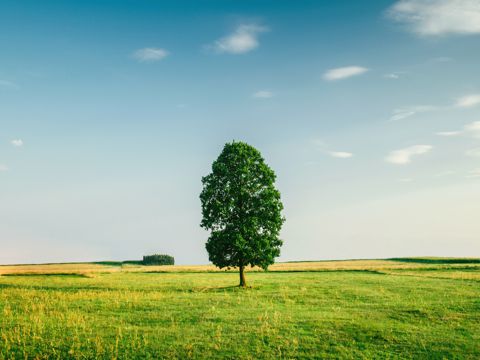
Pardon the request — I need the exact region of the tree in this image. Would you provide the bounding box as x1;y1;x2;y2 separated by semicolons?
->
200;141;285;287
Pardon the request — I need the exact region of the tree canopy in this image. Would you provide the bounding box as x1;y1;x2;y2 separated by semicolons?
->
200;141;285;286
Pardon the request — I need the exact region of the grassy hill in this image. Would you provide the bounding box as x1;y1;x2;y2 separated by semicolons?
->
1;258;479;358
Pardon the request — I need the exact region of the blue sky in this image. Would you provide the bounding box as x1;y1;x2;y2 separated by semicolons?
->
1;0;480;264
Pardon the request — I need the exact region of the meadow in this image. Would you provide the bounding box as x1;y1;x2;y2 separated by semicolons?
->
0;259;479;359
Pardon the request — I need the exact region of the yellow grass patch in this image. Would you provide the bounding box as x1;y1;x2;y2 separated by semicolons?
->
2;259;479;276
0;263;119;276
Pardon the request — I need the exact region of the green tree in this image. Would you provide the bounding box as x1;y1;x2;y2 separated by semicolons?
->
200;141;285;287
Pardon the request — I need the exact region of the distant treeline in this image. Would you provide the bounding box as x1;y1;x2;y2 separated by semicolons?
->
389;258;480;264
95;254;175;267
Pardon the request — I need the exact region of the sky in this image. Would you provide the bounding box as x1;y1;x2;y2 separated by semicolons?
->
1;0;479;265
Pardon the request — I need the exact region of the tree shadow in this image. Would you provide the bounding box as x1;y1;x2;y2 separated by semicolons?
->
189;285;254;293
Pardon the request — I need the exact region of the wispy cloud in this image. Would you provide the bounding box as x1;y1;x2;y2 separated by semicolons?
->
390;109;417;122
211;24;268;54
0;164;8;172
389;105;437;121
311;139;326;148
11;139;23;147
431;56;453;63
390;94;480;122
323;66;369;81
133;48;169;62
434;170;455;177
436;121;480;138
388;0;480;36
466;148;480;157
399;177;413;183
384;73;400;79
252;90;274;99
455;94;480;108
328;151;353;159
465;121;480;138
466;169;480;178
386;145;433;165
312;140;353;159
435;131;462;137
0;80;19;89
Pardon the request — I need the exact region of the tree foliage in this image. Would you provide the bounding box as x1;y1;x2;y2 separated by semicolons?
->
200;141;285;286
142;254;175;266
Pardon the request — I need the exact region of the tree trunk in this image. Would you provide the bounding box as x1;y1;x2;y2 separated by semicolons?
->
239;265;247;287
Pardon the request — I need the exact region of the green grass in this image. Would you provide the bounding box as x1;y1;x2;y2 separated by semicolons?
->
1;263;479;359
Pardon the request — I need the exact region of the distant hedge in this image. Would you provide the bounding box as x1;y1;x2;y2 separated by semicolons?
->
142;254;174;266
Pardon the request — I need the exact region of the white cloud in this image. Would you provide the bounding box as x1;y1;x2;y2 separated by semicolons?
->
466;148;480;157
388;0;480;36
212;24;268;54
0;164;8;172
399;177;413;182
435;131;462;136
455;94;480;108
11;139;23;147
328;151;353;159
323;66;369;81
133;48;169;62
466;169;480;178
253;90;274;99
386;145;433;164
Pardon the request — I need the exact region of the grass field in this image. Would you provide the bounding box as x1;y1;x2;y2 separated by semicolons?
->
1;259;479;359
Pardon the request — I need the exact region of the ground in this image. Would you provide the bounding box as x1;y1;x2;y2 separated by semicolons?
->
0;259;479;359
